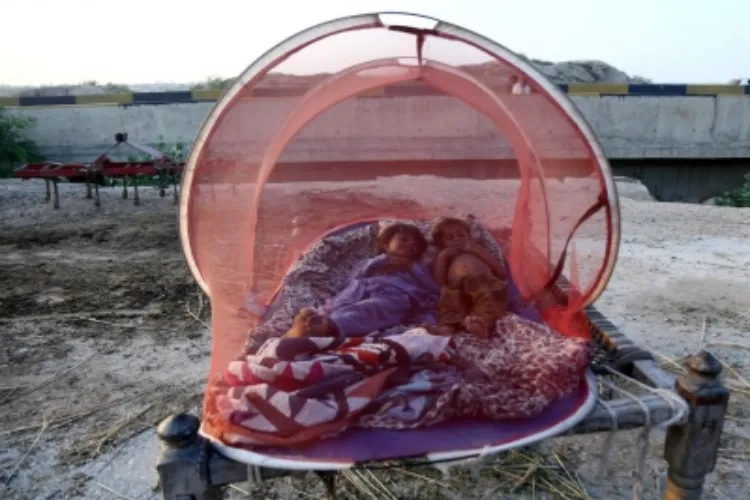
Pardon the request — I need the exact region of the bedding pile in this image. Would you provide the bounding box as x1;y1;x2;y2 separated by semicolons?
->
202;221;591;448
210;315;589;447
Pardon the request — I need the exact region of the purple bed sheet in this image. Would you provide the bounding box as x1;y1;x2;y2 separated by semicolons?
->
248;379;590;463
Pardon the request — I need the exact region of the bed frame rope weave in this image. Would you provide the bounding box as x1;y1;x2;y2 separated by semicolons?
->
155;225;727;500
552;270;690;500
598;367;689;499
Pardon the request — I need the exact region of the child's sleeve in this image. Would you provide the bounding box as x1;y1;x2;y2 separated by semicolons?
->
411;262;441;295
350;254;388;279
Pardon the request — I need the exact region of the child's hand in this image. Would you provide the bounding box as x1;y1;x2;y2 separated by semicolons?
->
440;247;462;259
464;242;484;254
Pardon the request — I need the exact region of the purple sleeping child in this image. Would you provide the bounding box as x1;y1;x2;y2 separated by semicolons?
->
284;223;440;339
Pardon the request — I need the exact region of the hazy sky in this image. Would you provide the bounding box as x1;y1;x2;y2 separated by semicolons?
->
1;0;747;86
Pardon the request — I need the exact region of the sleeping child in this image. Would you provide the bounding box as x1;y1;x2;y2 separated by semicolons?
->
429;217;509;338
284;222;440;339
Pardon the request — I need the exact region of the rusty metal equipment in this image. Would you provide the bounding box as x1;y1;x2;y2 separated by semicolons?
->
13;132;185;208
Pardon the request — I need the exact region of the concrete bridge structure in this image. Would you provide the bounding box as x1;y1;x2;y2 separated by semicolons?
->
4;83;750;203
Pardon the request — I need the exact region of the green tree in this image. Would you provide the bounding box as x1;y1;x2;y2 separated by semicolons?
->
715;173;750;207
190;77;233;91
0;107;44;177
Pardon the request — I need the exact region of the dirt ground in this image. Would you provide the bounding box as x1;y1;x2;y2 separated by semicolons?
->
1;178;749;500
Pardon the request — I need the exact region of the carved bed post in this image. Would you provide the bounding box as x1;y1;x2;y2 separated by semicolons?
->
156;413;224;500
663;350;729;500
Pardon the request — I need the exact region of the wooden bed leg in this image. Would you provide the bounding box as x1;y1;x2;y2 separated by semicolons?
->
316;471;338;500
94;179;101;208
663;350;729;500
85;170;93;199
156;413;224;500
159;168;167;198
52;180;60;210
133;177;141;206
172;171;179;205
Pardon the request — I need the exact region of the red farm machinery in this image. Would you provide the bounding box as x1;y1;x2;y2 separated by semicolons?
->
13;132;185;209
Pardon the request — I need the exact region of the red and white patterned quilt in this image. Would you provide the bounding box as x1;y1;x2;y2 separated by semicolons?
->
216;313;590;448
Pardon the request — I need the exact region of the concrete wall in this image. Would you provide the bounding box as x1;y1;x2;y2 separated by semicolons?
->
578;96;750;159
6;91;750;203
8;94;750;163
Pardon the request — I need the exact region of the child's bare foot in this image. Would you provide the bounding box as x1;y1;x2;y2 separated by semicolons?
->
463;316;489;338
285;308;330;338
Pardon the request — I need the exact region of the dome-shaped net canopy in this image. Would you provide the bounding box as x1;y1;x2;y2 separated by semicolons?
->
181;13;619;462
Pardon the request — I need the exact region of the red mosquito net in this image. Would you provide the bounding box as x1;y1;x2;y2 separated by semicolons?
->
180;13;620;446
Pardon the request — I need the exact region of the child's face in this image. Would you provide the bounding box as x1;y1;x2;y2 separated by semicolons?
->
386;231;418;259
441;223;471;249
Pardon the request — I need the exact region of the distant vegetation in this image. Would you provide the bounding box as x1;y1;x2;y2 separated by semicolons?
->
127;135;187;164
715;173;750;207
81;81;131;93
0;107;43;177
0;58;673;98
11;81;132;98
124;135;188;189
190;77;233;91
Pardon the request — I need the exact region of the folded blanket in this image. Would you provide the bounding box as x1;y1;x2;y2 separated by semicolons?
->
218;329;456;446
217;314;590;448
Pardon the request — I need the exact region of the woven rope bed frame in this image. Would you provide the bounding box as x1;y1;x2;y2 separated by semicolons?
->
155;228;729;500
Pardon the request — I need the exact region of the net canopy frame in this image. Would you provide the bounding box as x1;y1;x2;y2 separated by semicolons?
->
156;12;730;500
179;5;624;466
179;11;621;316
